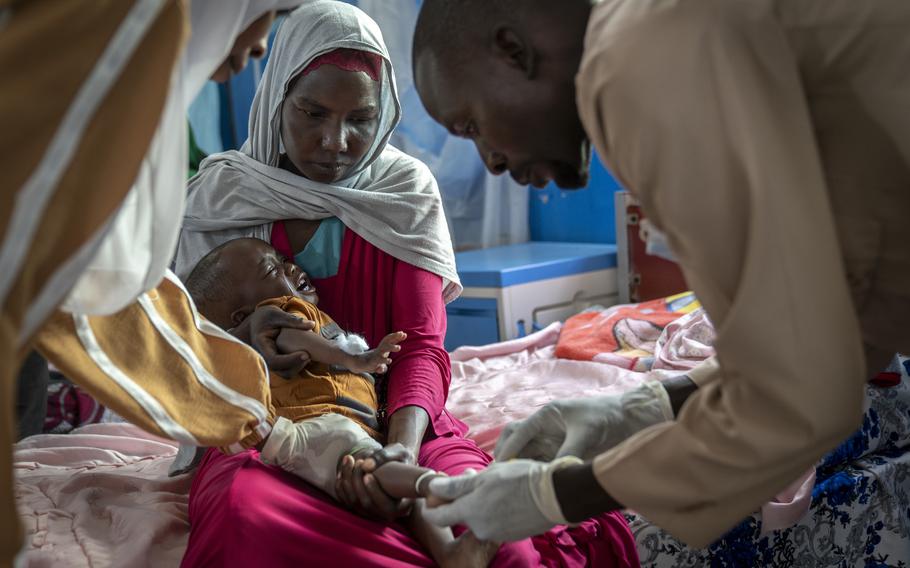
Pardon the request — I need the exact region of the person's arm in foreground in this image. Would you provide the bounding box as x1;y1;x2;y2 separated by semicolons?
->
420;373;697;541
36;272;313;451
382;264;451;457
424;2;866;546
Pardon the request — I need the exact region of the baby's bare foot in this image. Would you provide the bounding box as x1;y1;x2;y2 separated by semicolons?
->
439;531;499;568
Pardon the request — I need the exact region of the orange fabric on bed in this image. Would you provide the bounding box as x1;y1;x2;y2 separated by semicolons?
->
555;292;700;364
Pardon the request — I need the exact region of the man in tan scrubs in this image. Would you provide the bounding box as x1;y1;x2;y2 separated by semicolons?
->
413;0;910;547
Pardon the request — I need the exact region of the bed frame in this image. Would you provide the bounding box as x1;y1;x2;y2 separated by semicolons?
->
614;191;688;304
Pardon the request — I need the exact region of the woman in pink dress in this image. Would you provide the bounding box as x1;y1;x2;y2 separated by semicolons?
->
175;3;638;567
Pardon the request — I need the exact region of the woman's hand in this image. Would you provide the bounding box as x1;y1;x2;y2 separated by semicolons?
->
235;305;315;378
335;443;414;521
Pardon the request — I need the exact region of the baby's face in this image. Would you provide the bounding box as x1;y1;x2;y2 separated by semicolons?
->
220;239;319;309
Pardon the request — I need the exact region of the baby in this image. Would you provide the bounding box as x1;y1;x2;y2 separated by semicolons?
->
185;237;497;567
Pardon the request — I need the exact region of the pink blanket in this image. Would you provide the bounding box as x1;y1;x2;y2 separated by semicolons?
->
448;322;674;453
15;424;190;568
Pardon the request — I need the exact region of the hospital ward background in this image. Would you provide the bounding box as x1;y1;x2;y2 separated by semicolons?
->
10;3;909;567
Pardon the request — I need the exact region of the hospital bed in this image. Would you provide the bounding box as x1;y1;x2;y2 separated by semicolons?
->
15;304;909;567
13;225;910;567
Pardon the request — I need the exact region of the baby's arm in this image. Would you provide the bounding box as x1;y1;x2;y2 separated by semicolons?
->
276;329;406;374
371;462;499;568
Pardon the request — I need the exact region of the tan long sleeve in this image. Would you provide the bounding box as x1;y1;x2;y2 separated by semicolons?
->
576;0;880;546
36;272;275;453
684;357;719;389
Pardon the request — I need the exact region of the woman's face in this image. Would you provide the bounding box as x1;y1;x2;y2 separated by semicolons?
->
280;64;381;183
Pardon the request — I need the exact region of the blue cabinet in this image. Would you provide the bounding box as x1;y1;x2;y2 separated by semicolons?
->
445;242;618;351
443;297;499;352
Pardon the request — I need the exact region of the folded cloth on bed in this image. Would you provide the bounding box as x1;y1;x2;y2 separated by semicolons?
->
555;292;701;370
652;308;715;372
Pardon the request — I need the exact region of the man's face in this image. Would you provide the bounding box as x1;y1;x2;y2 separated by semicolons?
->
210;11;277;83
415;52;590;189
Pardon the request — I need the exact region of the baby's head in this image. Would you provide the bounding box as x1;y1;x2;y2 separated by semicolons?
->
185;238;318;329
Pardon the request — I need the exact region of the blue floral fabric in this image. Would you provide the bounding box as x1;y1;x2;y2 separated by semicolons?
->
627;355;910;567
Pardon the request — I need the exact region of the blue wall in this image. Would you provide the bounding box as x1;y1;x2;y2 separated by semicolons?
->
529;152;624;244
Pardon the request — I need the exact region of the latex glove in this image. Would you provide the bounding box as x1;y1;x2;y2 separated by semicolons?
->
422;457;582;542
260;415;380;498
495;381;673;462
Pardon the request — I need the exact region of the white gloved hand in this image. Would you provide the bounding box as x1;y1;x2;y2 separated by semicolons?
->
260;414;380;498
495;381;673;462
422;457;582;542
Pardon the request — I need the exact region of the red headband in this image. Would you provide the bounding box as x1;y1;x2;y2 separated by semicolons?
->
300;48;382;81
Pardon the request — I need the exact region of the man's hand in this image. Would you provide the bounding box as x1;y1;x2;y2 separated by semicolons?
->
241;305;314;378
494;381;674;462
335;443;414;521
422;458;582;542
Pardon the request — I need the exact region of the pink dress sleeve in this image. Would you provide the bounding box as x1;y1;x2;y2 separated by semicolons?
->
384;262;463;437
308;230;466;438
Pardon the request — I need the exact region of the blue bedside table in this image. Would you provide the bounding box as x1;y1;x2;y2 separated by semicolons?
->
445;242;618;351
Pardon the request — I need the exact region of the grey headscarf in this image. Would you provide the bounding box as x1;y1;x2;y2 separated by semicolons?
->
175;1;461;302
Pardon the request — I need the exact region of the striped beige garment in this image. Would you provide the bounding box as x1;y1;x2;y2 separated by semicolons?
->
0;0;192;563
1;0;187;344
36;272;275;452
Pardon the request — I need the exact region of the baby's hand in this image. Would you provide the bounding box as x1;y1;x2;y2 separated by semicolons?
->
348;331;407;374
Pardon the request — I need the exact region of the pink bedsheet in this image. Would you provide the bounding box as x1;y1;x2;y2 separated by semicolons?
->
15;423;190;568
448;322;676;453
